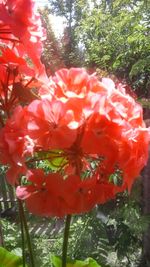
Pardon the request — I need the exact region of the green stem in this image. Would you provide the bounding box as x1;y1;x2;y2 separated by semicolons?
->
0;220;4;247
19;200;35;267
62;214;72;267
18;200;26;267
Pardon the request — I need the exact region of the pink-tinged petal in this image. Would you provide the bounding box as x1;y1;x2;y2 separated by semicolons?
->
102;78;115;90
68;68;88;85
16;185;35;200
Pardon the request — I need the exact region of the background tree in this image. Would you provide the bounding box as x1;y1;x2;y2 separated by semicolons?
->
39;7;64;74
48;0;88;67
77;0;150;97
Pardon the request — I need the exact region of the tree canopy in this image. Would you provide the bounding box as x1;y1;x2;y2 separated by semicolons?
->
47;0;150;97
76;0;150;96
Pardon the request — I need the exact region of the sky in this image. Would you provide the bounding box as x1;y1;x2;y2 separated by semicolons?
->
36;0;49;6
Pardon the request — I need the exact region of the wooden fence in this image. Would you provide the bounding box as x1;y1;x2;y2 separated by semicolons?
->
0;173;64;245
0;173;16;213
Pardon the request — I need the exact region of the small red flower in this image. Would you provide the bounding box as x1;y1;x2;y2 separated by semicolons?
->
16;170;80;217
0;47;43;119
0;106;34;184
26;99;77;150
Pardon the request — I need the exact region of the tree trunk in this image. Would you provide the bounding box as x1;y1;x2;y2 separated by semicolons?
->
138;111;150;266
142;153;150;263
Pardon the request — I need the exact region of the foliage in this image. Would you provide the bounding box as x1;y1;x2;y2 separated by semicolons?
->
0;247;28;267
1;179;149;267
51;255;101;267
1;220;22;251
62;180;150;267
77;0;150;97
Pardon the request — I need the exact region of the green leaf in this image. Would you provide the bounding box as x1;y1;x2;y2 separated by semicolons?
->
109;172;123;186
11;248;22;257
51;255;101;267
36;150;68;171
0;247;28;267
129;58;150;78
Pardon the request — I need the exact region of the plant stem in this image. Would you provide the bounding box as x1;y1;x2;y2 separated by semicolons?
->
19;200;35;267
0;220;4;247
18;200;26;267
62;214;72;267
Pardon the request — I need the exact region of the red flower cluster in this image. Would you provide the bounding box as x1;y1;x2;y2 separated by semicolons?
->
0;0;47;123
1;68;149;216
16;169;122;217
0;0;46;70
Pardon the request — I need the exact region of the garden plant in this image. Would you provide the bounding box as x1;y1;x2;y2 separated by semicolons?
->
0;0;149;267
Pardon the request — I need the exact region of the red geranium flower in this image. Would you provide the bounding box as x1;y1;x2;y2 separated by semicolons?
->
16;169;125;217
26;99;77;150
1;68;149;216
16;170;81;217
